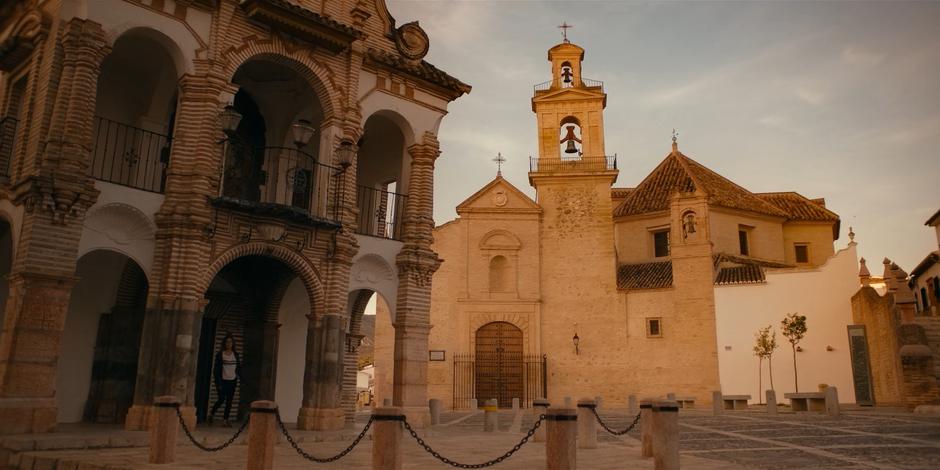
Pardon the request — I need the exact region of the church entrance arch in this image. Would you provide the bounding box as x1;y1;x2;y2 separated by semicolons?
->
474;322;524;408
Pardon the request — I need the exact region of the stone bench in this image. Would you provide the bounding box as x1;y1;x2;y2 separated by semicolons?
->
721;395;751;410
784;392;826;412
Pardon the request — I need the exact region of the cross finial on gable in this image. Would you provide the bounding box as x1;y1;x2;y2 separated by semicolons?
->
672;128;679;153
493;152;507;176
558;21;573;43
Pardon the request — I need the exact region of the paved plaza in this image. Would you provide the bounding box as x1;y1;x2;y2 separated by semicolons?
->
4;409;940;469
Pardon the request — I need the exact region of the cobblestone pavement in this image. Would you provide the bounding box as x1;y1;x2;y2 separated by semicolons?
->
8;409;940;469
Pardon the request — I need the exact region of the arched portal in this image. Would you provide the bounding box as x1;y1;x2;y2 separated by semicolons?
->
474;322;523;408
194;255;310;423
56;250;149;424
355;113;410;240
345;289;395;422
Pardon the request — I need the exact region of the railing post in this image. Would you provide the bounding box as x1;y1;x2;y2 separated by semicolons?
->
652;399;680;470
533;398;550;442
246;401;278;470
149;396;180;464
373;407;403;470
483;398;499;432
576;398;597;449
640;399;653;458
545;407;577;470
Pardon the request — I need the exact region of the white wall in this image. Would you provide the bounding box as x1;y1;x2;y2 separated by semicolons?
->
275;278;309;423
714;244;859;403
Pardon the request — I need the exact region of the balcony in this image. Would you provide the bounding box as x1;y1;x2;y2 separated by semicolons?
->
356;185;407;240
529;155;617;173
0;116;17;177
533;77;604;93
214;144;342;227
90;116;170;193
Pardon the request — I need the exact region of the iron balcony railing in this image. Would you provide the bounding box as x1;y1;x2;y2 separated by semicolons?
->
0;116;17;177
91;116;171;193
529;155;617;173
219;144;341;223
356;184;407;240
533;77;604;93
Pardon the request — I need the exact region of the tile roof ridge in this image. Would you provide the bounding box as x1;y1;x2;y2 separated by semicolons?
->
671;151;706;196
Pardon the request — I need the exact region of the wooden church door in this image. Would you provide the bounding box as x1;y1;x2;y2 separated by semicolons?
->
475;322;524;408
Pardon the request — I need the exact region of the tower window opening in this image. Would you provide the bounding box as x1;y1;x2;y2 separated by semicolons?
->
560;61;574;88
559;117;582;159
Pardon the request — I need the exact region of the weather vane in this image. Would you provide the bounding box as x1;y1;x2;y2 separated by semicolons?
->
558;21;573;43
672;128;679;144
493;152;507;176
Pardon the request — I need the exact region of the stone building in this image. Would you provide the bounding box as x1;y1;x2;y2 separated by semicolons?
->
421;38;863;409
0;0;468;434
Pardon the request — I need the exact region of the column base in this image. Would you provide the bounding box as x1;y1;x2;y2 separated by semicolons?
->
125;404;195;431
296;407;345;431
400;406;431;429
0;398;57;434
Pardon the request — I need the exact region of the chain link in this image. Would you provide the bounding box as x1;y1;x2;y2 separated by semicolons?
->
276;411;374;463
402;414;545;468
176;407;249;452
592;408;641;436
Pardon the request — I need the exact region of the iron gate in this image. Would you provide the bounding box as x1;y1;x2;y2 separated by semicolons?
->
452;353;547;409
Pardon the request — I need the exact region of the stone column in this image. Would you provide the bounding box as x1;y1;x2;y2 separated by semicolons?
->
766;390;777;416
545;407;577;470
373;407;403;470
392;134;441;427
533;398;549;442
298;314;346;430
576;398;597;449
246;401;278;470
0;18;109;435
640;399;653;458
149;396;180;464
652;400;680;470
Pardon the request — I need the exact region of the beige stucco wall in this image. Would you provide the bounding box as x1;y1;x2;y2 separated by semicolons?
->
708;208;785;261
614;212;671;263
714;244;859;403
781;222;836;266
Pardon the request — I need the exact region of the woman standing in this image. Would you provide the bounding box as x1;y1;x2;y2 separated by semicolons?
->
209;334;241;426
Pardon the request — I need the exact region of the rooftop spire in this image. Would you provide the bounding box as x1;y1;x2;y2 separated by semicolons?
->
493;152;506;176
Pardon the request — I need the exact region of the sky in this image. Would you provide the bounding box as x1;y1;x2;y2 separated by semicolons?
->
383;0;940;275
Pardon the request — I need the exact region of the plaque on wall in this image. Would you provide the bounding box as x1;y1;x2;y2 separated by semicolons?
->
429;350;445;361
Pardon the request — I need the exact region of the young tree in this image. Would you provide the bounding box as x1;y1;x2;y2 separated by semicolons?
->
781;313;808;392
753;326;779;402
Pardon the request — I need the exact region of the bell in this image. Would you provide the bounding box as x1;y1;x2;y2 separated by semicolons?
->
562;68;573;84
564;140;578;154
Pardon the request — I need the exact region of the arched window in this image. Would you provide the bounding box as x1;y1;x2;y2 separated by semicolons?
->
682;210;697;239
489;256;511;293
559;116;582;158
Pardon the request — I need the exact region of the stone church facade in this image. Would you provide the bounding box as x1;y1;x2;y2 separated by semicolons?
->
0;0;468;434
424;39;863;409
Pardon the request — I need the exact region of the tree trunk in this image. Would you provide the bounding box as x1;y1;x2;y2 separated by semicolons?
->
757;357;763;404
768;354;775;391
791;345;799;393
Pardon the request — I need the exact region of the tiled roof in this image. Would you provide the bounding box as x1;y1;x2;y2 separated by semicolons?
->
754;192;839;222
715;264;765;285
611;188;634;198
617;261;673;290
367;48;471;97
614;151;788;218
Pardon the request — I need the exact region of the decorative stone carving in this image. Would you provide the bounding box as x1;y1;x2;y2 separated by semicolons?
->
493;190;508;207
394;21;429;62
255;223;287;242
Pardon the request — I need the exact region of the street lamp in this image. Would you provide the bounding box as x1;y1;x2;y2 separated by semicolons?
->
219;104;242;137
335;138;357;171
290;119;316;148
572;332;580;355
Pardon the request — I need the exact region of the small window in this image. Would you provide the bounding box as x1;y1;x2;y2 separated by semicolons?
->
653;230;670;258
738;229;750;256
646;318;662;338
794;244;809;264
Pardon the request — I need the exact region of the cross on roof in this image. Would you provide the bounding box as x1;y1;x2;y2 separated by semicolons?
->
558;22;573;43
493;152;507;176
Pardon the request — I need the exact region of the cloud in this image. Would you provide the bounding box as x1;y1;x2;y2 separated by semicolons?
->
795;86;825;106
841;47;885;67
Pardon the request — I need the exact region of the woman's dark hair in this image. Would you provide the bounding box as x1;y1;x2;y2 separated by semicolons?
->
220;333;237;352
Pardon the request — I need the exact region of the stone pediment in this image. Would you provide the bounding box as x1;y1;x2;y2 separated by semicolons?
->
533;86;604;102
456;176;540;214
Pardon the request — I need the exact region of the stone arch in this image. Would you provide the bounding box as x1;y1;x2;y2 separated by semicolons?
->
107;27;188;78
79;202;156;279
220;36;342;121
198;242;325;315
479;229;522;250
349;253;397;322
363;109;416;148
469;313;532;354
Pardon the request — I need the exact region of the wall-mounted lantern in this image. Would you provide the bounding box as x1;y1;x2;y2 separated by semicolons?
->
219;104;242;137
335;138;357;170
290;119;316;148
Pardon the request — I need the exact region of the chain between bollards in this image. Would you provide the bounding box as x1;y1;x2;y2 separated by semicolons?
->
276;412;375;463
592;408;641;436
175;406;249;452
402;414;545;468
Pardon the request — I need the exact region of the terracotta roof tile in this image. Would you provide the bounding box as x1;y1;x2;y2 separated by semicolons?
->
614;151;788;218
367;48;471;97
617;261;673;290
715;264;765;285
754;192;839;222
611;187;634;199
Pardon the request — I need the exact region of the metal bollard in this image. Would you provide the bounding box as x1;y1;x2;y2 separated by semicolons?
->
483;398;499;432
545;407;577;470
712;390;722;416
576;398;597;449
373;407;404;470
149;396;180;464
640;399;653;458
766;390;777;416
512;397;520;412
429;398;442;425
628;394;638;415
533;398;550;443
246;401;278;470
652;400;680;470
824;386;839;417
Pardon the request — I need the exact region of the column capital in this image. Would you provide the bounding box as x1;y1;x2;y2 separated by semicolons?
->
407;132;441;163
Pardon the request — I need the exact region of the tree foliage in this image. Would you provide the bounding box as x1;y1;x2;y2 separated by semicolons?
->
781;313;808;392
